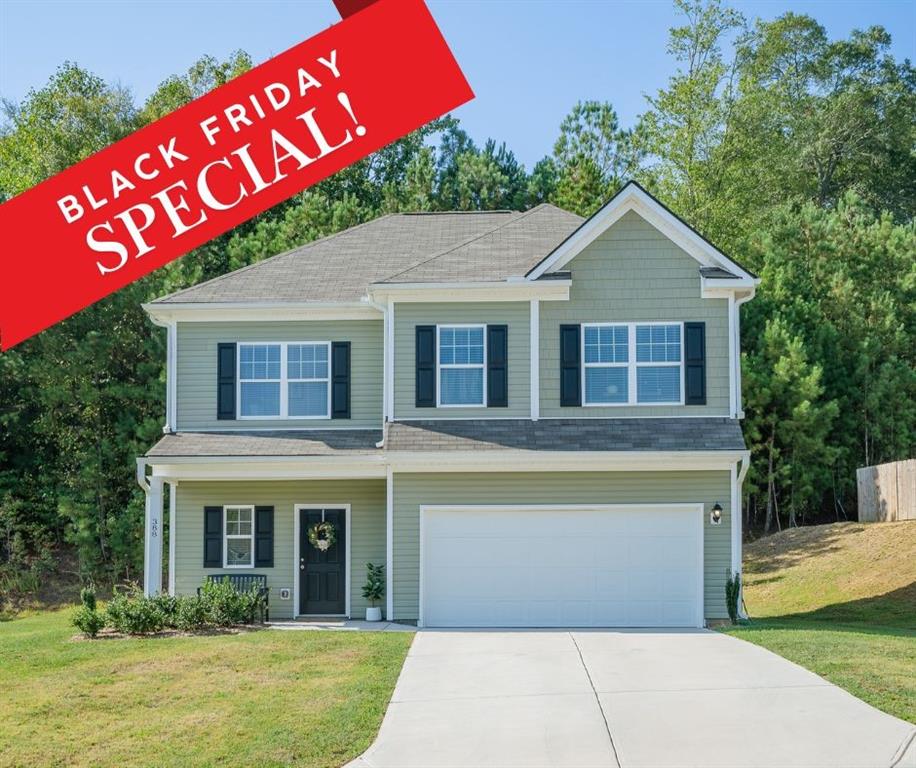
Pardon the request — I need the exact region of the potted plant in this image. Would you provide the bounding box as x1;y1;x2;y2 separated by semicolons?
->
362;563;385;621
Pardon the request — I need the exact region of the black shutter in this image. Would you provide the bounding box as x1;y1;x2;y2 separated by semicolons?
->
684;322;707;405
255;506;274;567
560;324;581;406
487;325;508;407
415;326;436;407
217;343;237;420
331;342;351;419
203;506;223;568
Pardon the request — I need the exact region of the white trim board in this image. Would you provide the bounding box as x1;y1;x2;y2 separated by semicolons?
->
143;301;381;324
147;450;749;480
527;182;758;284
418;503;705;629
293;504;352;619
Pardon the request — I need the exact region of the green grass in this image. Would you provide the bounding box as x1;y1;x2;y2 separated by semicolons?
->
0;610;413;768
721;521;916;723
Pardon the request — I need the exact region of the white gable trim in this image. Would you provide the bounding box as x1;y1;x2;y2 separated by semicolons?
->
526;182;758;283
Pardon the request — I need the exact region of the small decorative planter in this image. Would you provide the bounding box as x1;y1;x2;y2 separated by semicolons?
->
365;606;383;622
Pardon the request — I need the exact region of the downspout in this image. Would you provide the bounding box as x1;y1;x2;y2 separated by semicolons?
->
136;457;150;493
736;451;751;619
733;289;755;420
363;296;389;449
146;311;176;434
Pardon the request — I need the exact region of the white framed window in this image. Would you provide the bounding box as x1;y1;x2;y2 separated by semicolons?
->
582;322;684;406
583;324;629;404
287;343;330;417
437;325;486;407
635;324;682;403
238;342;331;419
224;505;254;568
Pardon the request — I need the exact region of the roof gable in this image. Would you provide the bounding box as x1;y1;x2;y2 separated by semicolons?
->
527;181;757;283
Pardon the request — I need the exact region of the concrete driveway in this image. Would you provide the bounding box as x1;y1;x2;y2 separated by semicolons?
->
350;629;915;768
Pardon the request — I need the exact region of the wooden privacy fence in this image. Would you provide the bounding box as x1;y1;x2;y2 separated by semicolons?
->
857;459;916;522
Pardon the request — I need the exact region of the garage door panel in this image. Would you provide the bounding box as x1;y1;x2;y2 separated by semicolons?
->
421;506;702;628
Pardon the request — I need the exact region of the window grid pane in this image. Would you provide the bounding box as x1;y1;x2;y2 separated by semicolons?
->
289;381;329;417
637;366;681;403
636;325;681;363
240;344;281;380
585;367;628;404
240;381;280;416
585;325;628;364
288;344;328;381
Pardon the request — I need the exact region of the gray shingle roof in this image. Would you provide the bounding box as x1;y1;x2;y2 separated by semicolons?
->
385;419;746;452
153;205;583;304
147;430;382;457
146;420;745;457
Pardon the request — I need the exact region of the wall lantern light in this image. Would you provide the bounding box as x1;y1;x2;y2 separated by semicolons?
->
710;502;723;525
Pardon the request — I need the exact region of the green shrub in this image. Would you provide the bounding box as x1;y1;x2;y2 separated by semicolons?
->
150;594;179;627
174;595;210;631
80;586;97;612
725;570;742;624
72;605;105;638
200;579;263;626
105;591;165;635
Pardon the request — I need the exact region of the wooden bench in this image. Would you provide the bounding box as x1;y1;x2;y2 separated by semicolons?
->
198;574;270;622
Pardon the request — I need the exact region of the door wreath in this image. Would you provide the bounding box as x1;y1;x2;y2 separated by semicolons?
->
307;521;337;551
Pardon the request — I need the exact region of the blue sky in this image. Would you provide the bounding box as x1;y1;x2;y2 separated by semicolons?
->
1;0;913;168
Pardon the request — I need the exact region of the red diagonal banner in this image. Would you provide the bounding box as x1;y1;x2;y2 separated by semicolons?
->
0;0;473;349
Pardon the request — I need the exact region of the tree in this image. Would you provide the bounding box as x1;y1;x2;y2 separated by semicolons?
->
637;0;745;240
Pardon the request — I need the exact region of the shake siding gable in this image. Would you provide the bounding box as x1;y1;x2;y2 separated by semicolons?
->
176;320;382;430
540;210;730;417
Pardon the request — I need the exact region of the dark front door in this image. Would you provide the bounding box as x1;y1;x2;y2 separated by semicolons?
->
299;508;346;615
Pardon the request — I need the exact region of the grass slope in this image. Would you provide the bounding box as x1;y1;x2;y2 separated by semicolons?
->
0;610;413;768
723;521;916;723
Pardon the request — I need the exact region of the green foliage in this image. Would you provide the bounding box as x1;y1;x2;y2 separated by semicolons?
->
362;563;385;606
200;579;264;626
105;587;166;635
725;570;741;624
174;595;210;631
71;605;105;638
79;586;96;612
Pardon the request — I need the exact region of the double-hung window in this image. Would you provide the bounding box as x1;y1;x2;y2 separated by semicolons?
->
238;342;331;418
582;322;683;405
635;324;682;403
239;344;281;417
438;325;486;406
583;324;629;404
287;343;329;417
224;505;254;567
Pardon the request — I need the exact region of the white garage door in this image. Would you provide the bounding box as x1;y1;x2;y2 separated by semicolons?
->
420;505;704;628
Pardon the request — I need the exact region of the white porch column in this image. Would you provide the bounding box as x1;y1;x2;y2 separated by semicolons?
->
143;476;164;597
167;481;178;596
530;299;540;420
386;466;394;621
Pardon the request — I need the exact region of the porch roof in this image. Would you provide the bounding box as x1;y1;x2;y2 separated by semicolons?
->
384;418;746;452
147;430;383;457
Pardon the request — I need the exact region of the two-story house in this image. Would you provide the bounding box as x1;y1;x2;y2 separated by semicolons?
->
138;181;757;628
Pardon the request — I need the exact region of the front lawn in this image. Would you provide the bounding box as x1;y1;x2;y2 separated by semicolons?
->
722;522;916;724
0;610;413;768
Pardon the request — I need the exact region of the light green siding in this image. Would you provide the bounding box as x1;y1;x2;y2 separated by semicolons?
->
176;320;382;430
540;210;730;417
172;480;385;620
392;471;732;622
394;302;530;419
